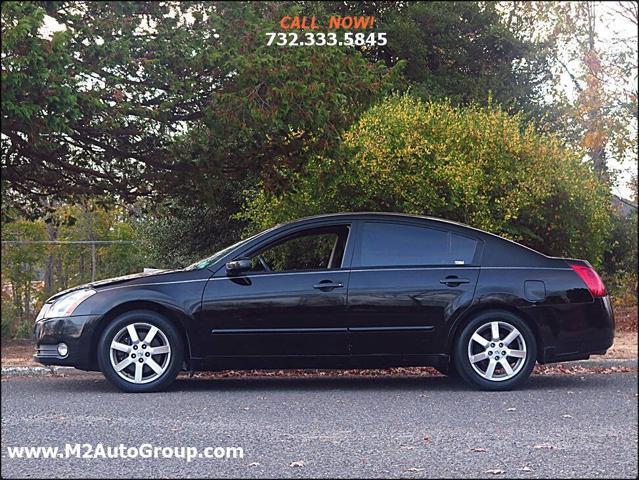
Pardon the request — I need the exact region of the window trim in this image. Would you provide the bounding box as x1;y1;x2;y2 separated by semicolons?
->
352;220;482;269
215;222;354;277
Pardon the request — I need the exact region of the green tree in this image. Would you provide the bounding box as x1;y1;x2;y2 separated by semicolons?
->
1;1;399;202
47;203;145;290
502;1;638;183
602;205;638;305
304;1;551;113
241;94;612;265
2;1;400;264
1;220;46;336
1;202;146;337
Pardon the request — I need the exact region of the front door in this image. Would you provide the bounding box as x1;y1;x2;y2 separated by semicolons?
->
200;225;352;357
347;221;480;355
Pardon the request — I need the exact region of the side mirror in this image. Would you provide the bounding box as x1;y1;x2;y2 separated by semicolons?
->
226;258;252;275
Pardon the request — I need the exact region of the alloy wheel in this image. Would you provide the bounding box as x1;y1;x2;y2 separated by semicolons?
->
467;320;527;382
109;322;172;384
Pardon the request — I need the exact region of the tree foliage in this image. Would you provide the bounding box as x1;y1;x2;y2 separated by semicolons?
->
1;0;633;287
502;1;638;185
1;203;145;336
241;95;612;265
1;1;399;204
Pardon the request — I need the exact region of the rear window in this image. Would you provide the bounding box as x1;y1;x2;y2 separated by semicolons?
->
356;222;478;267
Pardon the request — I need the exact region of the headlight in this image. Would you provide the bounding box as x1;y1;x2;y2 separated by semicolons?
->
39;289;97;319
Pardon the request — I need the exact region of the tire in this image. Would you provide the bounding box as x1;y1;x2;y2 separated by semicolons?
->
453;310;536;391
97;310;183;393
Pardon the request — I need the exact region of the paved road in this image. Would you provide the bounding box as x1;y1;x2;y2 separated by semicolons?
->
1;372;637;478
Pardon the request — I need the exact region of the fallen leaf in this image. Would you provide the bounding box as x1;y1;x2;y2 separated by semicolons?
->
403;467;425;473
533;443;555;450
289;460;305;468
471;447;488;452
484;469;505;475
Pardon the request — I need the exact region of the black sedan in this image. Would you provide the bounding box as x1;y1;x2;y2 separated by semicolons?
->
34;213;614;392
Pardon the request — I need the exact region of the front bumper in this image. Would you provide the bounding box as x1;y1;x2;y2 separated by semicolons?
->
33;314;102;370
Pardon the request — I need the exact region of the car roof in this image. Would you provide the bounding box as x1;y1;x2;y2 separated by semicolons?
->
281;212;483;233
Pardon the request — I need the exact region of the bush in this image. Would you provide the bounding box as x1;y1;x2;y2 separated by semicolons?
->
1;314;13;339
241;95;612;266
607;271;638;308
14;320;33;339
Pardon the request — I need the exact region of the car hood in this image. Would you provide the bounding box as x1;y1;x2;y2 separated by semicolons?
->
46;269;181;302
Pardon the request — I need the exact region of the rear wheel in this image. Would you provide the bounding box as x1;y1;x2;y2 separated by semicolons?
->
98;310;183;393
454;310;536;391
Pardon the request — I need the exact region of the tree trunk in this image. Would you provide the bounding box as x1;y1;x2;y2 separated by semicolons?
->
91;242;97;282
84;202;97;282
79;251;85;282
56;256;66;290
24;279;32;320
44;222;58;297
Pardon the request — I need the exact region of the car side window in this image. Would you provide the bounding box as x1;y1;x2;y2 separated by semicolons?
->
356;222;477;267
249;226;350;273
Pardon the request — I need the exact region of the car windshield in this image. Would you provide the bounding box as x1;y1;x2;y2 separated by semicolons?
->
184;228;274;270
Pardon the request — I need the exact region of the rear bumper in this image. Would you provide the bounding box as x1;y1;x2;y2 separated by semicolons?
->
535;296;615;364
33;314;102;370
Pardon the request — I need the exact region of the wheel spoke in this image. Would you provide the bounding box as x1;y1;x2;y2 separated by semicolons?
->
490;322;500;341
127;324;140;343
471;333;489;348
114;357;133;372
508;349;526;358
146;358;164;375
144;326;158;344
470;352;488;363
485;359;497;379
110;322;172;384
500;358;514;376
502;329;520;346
150;345;170;355
468;320;528;382
111;341;131;353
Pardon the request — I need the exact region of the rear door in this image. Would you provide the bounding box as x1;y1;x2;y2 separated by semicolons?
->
347;220;480;355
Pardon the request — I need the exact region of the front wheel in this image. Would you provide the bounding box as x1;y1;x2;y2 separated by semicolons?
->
454;310;537;391
97;310;183;393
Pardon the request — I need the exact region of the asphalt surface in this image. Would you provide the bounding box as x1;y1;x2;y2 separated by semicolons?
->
1;371;637;478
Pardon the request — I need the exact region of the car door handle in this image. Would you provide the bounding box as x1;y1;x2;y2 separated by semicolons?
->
313;281;344;291
440;276;470;286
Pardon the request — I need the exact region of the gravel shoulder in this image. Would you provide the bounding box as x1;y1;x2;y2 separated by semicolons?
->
2;329;637;373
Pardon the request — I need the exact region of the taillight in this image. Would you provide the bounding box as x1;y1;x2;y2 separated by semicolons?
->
570;264;606;297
